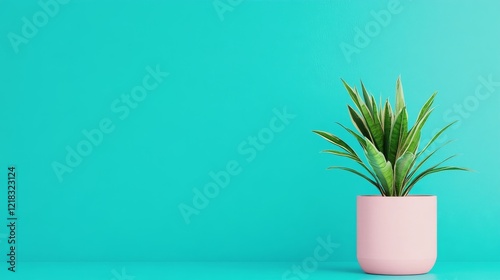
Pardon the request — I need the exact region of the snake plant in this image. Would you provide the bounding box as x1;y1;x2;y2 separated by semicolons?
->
313;77;468;196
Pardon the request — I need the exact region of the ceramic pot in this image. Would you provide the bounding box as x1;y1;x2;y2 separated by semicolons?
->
357;195;437;275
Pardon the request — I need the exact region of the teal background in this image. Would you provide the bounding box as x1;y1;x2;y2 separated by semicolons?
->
0;0;499;264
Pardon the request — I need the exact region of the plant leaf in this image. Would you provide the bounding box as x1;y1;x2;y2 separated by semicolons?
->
403;154;460;195
416;91;437;124
371;95;378;116
395;76;405;113
336;122;367;149
417;121;457;158
406;130;420;155
360;80;373;113
322;150;360;162
327;166;383;194
359;103;384;151
341;79;363;110
371;95;382;130
394;152;415;196
364;138;394;195
407;140;454;180
388;108;407;164
383;100;393;157
312;130;357;155
400;92;437;154
348;105;372;140
403;166;470;196
401;108;433;155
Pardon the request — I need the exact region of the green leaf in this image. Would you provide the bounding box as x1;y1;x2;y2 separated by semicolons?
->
383;100;393;157
403;154;460;195
360;80;373;113
322;150;360;162
372;95;384;137
370;100;384;152
334;122;382;180
327;166;383;194
364;138;394;195
341;79;363;110
380;101;386;130
401;108;433;155
371;95;378;114
312;130;356;155
400;92;437;154
403;166;470;196
379;95;383;113
348;106;372;140
315;129;379;180
395;76;405;113
359;103;384;151
394;152;415;196
398;108;409;155
417;121;457;158
406;130;420;155
388;108;408;164
416;91;437;124
336;122;367;149
315;79;469;197
407;140;454;180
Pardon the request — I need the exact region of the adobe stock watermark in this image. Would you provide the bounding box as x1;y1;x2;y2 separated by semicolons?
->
111;267;135;280
282;234;340;280
178;107;296;224
51;65;169;183
213;0;244;21
7;0;70;54
422;74;500;156
443;74;500;127
339;0;404;63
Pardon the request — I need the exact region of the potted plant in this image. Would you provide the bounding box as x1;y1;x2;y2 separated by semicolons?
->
313;77;469;275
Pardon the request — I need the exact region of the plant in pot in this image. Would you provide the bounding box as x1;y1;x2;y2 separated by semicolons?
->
313;77;469;275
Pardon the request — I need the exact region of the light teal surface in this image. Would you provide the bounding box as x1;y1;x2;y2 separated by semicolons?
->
0;0;499;266
1;262;500;280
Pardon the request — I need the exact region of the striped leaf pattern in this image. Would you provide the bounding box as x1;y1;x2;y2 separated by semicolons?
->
313;77;469;196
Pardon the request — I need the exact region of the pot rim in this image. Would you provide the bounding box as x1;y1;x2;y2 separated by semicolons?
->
357;195;436;198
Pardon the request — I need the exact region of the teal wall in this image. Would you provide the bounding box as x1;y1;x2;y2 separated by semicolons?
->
1;0;499;262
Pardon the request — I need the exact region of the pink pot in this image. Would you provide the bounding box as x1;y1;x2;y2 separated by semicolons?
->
357;195;437;275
